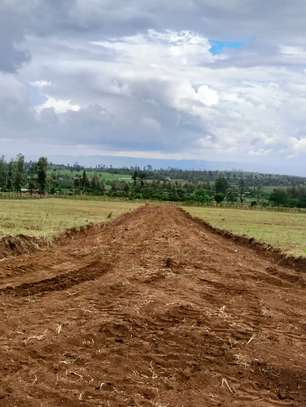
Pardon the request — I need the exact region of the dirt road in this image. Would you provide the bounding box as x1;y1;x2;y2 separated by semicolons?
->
0;205;305;406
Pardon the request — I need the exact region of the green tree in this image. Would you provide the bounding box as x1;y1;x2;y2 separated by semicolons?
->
192;188;211;203
14;154;25;193
238;178;245;203
37;157;48;195
132;170;138;185
269;189;288;206
226;187;239;202
215;192;225;204
215;176;229;195
138;171;146;187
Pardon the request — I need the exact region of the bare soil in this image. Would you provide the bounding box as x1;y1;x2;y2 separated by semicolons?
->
0;235;45;259
0;204;305;406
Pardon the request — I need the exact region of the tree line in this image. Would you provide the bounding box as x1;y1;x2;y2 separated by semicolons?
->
0;155;48;194
1;155;306;208
95;165;306;187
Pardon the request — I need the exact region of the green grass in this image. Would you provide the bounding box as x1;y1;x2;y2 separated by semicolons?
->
184;206;306;257
0;198;140;239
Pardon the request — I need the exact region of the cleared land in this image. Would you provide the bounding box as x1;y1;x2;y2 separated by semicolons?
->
0;199;140;238
0;204;305;406
1;199;306;258
185;206;306;257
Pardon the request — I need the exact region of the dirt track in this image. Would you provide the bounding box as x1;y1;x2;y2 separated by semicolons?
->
0;204;305;406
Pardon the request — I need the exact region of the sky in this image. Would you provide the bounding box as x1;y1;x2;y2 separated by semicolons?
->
1;0;306;174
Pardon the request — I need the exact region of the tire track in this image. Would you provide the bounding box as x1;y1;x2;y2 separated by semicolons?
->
0;259;111;297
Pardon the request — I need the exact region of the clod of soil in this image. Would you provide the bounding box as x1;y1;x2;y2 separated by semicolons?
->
0;204;305;406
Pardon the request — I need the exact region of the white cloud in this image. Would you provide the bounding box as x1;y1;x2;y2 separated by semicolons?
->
36;97;80;114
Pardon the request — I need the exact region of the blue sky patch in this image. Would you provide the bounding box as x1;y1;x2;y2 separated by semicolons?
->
209;39;248;55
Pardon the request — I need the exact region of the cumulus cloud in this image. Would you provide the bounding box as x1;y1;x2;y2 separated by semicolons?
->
1;0;306;172
36;97;80;114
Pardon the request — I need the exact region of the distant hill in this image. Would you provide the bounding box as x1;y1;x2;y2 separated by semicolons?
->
39;155;306;177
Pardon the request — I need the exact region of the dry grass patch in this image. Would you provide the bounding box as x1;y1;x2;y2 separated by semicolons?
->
0;198;140;238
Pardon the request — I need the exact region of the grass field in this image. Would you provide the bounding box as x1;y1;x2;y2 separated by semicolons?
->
184;206;306;257
0;199;140;238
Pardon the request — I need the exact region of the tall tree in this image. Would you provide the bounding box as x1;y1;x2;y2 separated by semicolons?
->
14;154;25;193
37;157;48;195
81;170;89;193
132;170;138;185
215;176;229;195
238;178;245;203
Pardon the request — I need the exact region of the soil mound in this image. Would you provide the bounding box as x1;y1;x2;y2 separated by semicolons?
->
0;234;46;259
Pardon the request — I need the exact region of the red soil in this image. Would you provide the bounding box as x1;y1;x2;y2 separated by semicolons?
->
0;204;305;406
